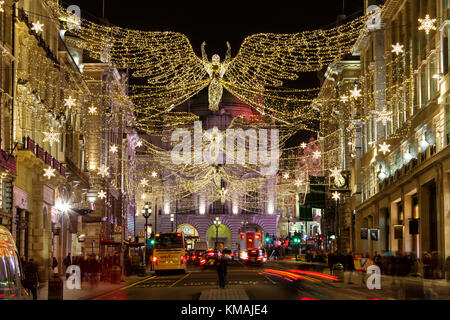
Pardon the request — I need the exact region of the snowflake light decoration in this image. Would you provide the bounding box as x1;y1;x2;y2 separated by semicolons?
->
110;145;118;153
140;178;149;186
136;140;143;147
378;142;391;155
98;190;107;199
312;150;321;160
329;167;342;179
151;171;157;177
88;106;97;115
300;142;307;149
391;43;404;55
283;173;289;179
43;130;60;146
294;178;304;188
43;166;56;180
331;191;340;201
349;86;362;99
418;15;436;35
98;165;109;177
64;96;76;108
31;21;44;33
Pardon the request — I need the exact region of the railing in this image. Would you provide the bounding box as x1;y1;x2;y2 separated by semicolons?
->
22;136;66;176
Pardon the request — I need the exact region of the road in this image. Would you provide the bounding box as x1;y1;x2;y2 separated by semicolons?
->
90;260;396;300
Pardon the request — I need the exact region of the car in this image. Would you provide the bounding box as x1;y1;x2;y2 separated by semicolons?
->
221;248;233;261
194;250;206;265
200;250;218;268
245;248;267;264
186;250;196;264
0;226;32;300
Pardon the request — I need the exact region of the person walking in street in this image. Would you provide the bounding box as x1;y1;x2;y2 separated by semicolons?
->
346;251;355;284
24;258;40;300
216;255;228;289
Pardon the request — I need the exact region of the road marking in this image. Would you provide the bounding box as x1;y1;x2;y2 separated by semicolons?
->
169;272;191;287
120;276;156;290
262;274;277;285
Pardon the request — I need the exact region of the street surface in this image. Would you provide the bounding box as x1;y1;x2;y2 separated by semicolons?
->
87;260;414;300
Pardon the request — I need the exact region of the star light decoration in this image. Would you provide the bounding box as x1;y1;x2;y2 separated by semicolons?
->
136;140;143;147
64;96;76;108
349;86;362;99
98;165;109;177
378;142;391;155
340;95;349;103
418;15;437;35
391;43;404;55
43;166;56;180
331;191;340;201
312;150;321;160
329;167;342;179
88;106;97;115
294;177;305;188
98;190;107;200
31;21;44;33
43;130;60;146
283;173;289;179
140;178;149;187
151;171;157;177
110;145;118;153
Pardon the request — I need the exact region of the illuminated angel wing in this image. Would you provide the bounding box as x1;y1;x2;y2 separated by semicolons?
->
46;1;208;89
224;16;366;88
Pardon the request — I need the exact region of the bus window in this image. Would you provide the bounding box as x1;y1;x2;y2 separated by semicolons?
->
155;234;183;249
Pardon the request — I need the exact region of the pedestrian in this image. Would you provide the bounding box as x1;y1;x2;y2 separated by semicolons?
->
52;256;58;274
216;255;228;289
23;258;40;300
346;251;355;284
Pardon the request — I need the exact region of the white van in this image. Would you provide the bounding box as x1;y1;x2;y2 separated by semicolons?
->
0;226;31;300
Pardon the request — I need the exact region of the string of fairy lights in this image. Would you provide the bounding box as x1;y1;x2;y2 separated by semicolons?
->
9;0;440;210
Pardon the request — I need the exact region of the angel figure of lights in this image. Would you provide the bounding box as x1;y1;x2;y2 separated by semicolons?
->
201;42;231;111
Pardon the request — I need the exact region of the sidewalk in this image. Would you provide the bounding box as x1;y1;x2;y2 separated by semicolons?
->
37;273;153;300
199;286;249;300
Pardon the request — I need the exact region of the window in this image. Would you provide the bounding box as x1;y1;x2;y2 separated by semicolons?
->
430;59;438;99
421;68;426;106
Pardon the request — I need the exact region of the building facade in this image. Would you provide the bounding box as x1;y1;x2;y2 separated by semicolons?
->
351;0;449;276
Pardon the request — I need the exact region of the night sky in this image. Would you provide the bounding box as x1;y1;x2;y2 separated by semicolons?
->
64;0;364;89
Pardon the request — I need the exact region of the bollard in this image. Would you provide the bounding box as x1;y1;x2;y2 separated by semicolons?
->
333;263;345;282
48;273;63;300
405;273;424;300
111;266;121;284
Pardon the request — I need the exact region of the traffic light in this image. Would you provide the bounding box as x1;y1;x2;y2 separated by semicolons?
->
293;232;300;244
265;235;271;243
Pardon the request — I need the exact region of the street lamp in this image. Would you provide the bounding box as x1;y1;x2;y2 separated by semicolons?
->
214;217;221;250
170;214;174;232
141;202;152;266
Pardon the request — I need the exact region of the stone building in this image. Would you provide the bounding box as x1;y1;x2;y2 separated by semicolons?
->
352;0;450;275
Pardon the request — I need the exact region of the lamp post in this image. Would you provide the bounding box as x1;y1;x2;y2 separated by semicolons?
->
214;217;221;250
331;191;340;252
141;202;152;266
170;214;174;232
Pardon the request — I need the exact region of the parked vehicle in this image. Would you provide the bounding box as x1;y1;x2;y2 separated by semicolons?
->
0;226;31;300
186;250;196;264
